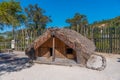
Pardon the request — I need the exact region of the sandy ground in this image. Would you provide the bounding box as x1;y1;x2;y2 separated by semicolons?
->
0;51;120;80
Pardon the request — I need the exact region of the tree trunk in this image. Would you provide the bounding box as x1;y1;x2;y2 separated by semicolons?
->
77;24;79;33
12;27;15;40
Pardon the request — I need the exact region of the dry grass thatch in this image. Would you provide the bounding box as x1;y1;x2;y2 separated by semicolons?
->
26;28;96;65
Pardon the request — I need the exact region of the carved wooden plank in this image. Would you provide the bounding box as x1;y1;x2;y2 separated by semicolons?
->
55;32;75;50
35;34;51;49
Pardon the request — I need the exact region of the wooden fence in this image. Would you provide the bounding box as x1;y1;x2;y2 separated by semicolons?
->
0;42;11;52
78;26;120;54
93;27;120;54
0;27;120;54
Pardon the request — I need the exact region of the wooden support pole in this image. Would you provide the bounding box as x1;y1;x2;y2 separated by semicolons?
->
35;48;38;59
52;37;55;61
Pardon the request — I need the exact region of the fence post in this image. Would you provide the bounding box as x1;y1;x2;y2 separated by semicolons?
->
109;28;112;53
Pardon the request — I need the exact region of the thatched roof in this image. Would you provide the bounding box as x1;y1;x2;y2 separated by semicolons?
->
33;28;95;55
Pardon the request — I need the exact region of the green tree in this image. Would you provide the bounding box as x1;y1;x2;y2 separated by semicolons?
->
0;0;26;40
25;4;52;35
66;13;88;33
110;16;120;27
0;35;4;42
91;16;120;28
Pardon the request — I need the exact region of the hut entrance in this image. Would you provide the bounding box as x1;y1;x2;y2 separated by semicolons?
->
49;48;53;56
66;47;76;60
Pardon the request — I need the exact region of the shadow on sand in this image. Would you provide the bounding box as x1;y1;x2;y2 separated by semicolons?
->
0;53;32;75
117;58;120;62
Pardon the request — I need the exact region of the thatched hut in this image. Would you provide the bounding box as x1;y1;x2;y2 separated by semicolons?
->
25;28;96;66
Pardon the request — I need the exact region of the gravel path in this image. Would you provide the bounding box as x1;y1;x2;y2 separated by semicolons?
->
0;52;120;80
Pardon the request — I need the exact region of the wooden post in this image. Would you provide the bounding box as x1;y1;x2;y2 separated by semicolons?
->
52;37;55;61
109;28;112;53
35;48;38;59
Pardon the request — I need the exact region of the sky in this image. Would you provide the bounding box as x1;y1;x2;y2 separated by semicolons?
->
0;0;120;32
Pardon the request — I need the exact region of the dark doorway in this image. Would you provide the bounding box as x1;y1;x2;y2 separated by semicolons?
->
66;48;73;54
50;48;53;56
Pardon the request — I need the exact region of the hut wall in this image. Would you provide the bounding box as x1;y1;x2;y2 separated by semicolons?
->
37;37;76;59
76;51;90;65
54;37;66;58
37;38;52;57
